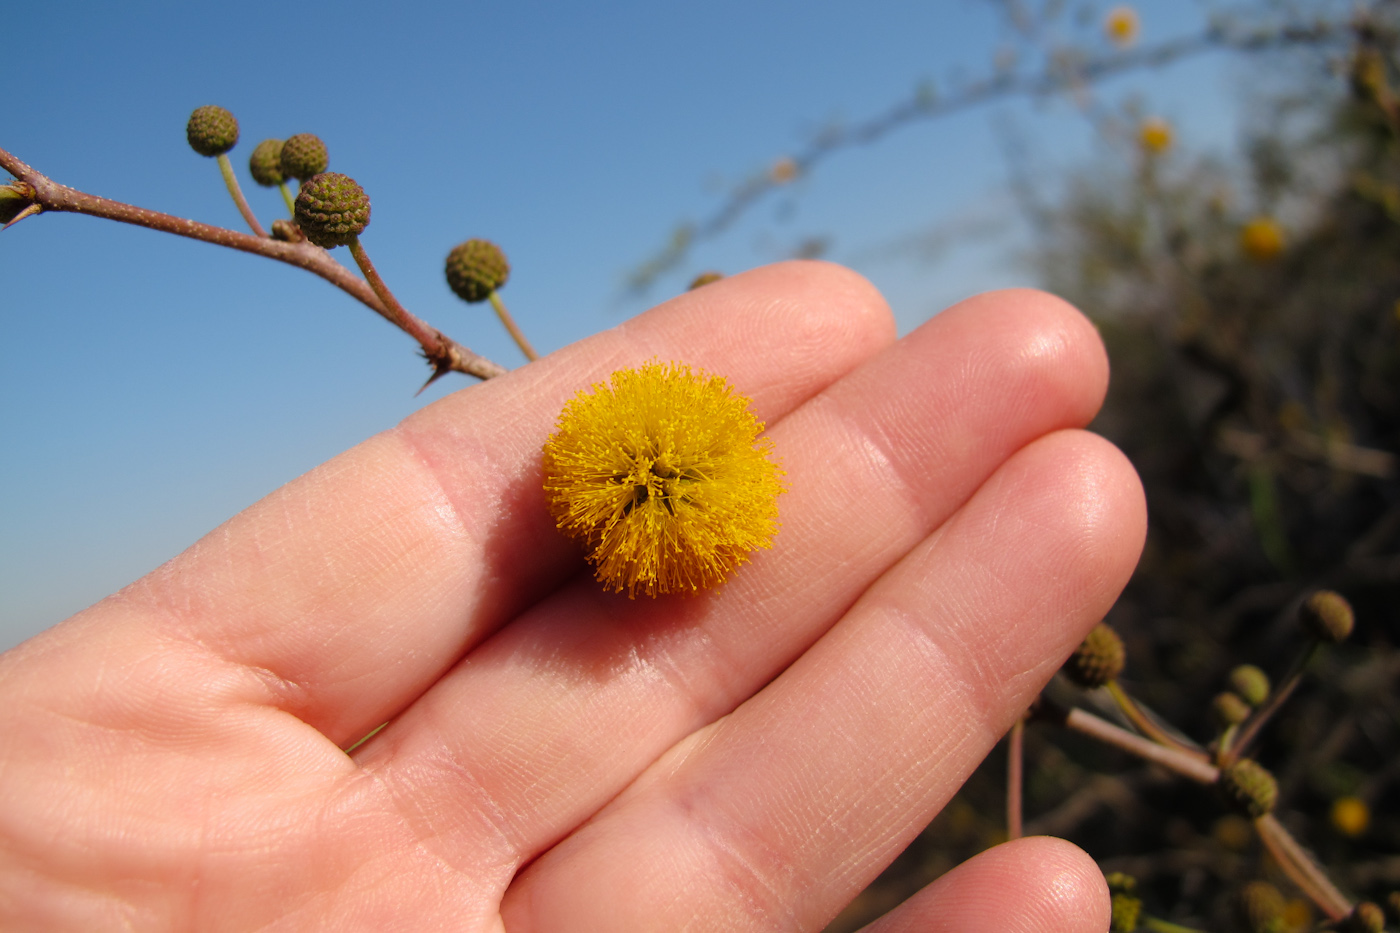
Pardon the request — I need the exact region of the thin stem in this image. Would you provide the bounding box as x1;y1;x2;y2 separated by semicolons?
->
1254;813;1351;921
1106;680;1211;762
1215;723;1240;760
343;722;387;754
1006;717;1024;840
347;238;440;351
216;153;268;238
1064;707;1220;784
489;291;540;361
1222;641;1318;767
278;181;296;216
0;145;505;382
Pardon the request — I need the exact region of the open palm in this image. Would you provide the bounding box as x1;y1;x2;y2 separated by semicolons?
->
0;263;1144;932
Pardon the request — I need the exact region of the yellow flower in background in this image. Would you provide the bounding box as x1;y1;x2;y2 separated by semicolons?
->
1104;5;1140;47
1139;117;1173;154
542;361;785;598
770;156;800;184
1240;216;1285;262
1330;796;1370;837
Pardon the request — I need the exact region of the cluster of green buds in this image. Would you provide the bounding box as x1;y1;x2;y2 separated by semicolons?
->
182;105;535;365
1212;663;1269;729
1053;591;1373;927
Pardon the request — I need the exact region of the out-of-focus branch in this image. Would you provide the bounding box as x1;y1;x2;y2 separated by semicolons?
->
1255;813;1353;921
1063;706;1221;784
0;145;507;383
627;13;1353;293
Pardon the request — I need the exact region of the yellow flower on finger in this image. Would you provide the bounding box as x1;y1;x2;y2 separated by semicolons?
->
542;361;785;598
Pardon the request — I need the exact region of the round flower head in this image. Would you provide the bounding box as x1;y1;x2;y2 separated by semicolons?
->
249;139;286;186
541;362;785;598
294;172;370;248
1241;216;1284;262
1104;5;1140;47
1139;117;1172;154
1239;881;1286;933
186;105;239;157
445;239;510;303
1300;589;1353;642
1063;622;1125;688
280;133;330;181
1219;758;1277;818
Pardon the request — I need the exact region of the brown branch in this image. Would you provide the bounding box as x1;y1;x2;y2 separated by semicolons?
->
626;12;1355;293
0;145;508;383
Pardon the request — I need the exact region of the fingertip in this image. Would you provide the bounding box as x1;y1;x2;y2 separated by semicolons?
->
940;287;1110;425
859;835;1110;933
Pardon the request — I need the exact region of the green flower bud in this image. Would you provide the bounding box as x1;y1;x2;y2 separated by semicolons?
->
186;105;239;157
1212;692;1252;727
270;218;304;243
445;239;511;303
1341;902;1385;933
1110;892;1142;932
1300;590;1354;643
1104;872;1137;894
1238;880;1286;933
280;133;329;181
249;139;285;187
1228;665;1270;708
1063;622;1125;688
1219;759;1278;819
294;172;370;249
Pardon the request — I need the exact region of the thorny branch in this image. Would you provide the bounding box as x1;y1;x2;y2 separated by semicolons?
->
0;145;508;385
626;12;1357;293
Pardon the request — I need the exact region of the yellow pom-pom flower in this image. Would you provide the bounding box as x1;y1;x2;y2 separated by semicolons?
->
1139;117;1173;154
1104;6;1140;47
770;156;800;184
542;361;785;598
1240;216;1285;262
1331;796;1370;837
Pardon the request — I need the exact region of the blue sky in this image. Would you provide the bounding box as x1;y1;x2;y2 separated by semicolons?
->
0;1;1320;648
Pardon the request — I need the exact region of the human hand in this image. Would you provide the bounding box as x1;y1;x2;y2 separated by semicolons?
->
0;262;1145;932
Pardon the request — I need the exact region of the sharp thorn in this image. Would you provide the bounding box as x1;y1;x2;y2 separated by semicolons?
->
1;202;42;231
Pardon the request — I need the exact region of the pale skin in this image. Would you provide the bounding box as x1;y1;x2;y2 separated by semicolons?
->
0;262;1146;932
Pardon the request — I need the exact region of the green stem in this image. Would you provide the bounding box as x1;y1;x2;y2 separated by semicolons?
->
278;181;296;216
1106;680;1210;762
216;153;267;237
1221;641;1318;767
343;722;386;754
489;291;539;361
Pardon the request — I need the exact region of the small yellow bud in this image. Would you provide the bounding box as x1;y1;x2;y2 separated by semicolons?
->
1139;117;1172;154
1331;796;1370;837
1240;217;1285;262
1104;6;1140;47
770;156;799;184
